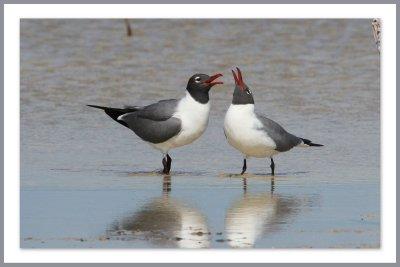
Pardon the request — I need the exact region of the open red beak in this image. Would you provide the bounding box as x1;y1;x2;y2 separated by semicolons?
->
231;67;245;91
203;73;223;86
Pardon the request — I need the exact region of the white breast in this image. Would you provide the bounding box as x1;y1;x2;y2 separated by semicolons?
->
224;104;277;158
151;93;210;153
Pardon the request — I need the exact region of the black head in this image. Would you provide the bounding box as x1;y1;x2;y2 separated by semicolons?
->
231;67;254;105
186;73;223;104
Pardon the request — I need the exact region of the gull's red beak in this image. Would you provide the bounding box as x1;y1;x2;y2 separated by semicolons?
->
231;67;245;91
203;73;223;86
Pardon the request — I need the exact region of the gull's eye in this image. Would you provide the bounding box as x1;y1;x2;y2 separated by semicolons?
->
194;76;201;83
246;89;252;95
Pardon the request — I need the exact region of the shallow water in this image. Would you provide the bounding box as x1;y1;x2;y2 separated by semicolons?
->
20;19;379;248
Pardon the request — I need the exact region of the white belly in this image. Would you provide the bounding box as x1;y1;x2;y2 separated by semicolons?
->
224;104;278;158
151;93;210;153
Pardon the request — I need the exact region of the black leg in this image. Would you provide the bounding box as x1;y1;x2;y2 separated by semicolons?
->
270;157;275;176
241;158;247;175
166;154;172;174
163;175;171;194
271;177;275;194
162;156;168;174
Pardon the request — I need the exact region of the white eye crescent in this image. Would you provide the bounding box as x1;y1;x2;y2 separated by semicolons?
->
194;76;201;83
246;89;251;95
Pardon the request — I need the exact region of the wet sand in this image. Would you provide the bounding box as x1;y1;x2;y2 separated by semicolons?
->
20;19;379;248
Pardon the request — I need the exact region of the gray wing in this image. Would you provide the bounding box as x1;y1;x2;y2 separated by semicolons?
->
119;99;181;144
256;114;301;152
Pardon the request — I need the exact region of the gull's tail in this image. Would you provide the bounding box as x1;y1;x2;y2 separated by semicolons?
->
87;104;139;128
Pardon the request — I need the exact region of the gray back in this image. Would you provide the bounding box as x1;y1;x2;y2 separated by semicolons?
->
135;99;179;121
256;114;301;152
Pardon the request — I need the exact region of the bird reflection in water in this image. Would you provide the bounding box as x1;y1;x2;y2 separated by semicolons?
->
225;177;296;248
108;176;210;248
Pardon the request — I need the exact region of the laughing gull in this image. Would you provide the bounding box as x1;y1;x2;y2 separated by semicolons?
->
88;72;223;174
223;68;322;175
111;177;210;248
225;192;297;248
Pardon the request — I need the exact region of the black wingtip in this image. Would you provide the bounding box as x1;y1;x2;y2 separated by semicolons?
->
301;138;323;147
309;143;323;147
87;104;107;110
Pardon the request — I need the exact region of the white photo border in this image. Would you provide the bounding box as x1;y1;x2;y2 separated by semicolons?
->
4;4;396;263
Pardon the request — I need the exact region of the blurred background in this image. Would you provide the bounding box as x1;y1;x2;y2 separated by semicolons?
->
20;19;379;248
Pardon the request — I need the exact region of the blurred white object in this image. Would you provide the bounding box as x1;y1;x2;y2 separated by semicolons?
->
371;18;381;53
